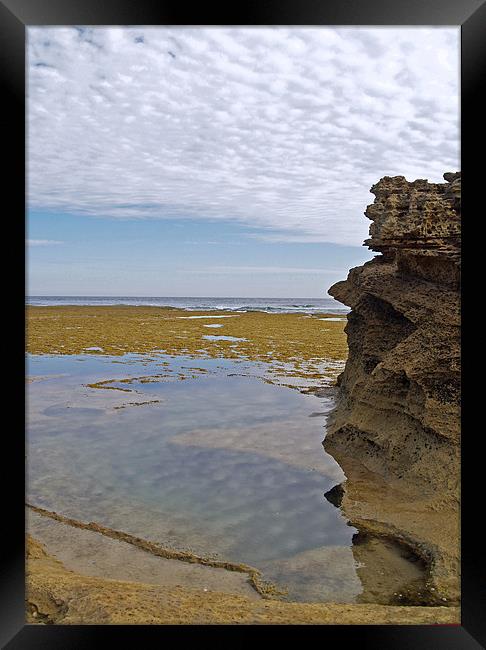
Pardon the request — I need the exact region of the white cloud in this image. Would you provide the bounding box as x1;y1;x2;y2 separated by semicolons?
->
190;265;341;275
27;239;63;246
27;27;459;246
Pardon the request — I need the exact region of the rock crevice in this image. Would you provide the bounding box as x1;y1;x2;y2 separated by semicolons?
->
325;172;460;604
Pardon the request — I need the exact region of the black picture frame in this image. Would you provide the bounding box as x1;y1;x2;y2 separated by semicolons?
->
2;0;483;646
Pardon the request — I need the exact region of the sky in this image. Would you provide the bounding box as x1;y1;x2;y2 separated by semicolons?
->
27;27;459;297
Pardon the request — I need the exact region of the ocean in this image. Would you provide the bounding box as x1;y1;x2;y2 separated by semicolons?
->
27;296;349;314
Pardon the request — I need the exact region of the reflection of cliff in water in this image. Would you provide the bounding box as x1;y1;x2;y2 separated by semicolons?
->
323;483;428;605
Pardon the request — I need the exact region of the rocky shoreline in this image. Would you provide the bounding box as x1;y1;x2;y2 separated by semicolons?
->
26;535;458;625
25;173;461;623
324;172;461;607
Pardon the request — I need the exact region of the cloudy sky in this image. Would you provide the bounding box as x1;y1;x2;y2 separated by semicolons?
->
27;27;459;297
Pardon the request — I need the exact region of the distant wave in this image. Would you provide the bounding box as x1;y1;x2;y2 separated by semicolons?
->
26;296;349;314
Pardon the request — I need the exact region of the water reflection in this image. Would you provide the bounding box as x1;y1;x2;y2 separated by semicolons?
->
27;353;361;602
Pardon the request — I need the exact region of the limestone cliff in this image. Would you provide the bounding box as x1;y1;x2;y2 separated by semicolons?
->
325;172;461;605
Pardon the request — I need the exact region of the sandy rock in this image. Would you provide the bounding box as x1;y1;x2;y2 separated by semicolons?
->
326;172;461;604
26;536;458;625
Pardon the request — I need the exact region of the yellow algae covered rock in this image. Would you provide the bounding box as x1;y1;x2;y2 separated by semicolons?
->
26;307;348;382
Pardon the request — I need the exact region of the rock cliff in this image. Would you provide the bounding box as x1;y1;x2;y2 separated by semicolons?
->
325;172;461;605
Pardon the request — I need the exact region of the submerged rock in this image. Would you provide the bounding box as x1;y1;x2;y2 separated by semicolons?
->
325;172;461;604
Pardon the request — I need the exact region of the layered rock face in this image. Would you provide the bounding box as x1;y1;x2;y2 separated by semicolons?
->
325;173;461;604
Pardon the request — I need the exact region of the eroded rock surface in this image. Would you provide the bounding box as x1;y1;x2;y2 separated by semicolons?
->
26;536;459;625
325;172;461;605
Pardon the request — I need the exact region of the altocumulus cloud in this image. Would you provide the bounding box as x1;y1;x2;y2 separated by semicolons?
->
28;27;459;246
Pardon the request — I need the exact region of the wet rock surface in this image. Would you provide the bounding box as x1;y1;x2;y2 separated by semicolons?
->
325;172;461;605
26;536;459;625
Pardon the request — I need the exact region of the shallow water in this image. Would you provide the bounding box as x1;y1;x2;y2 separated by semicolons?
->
27;352;362;602
202;335;248;342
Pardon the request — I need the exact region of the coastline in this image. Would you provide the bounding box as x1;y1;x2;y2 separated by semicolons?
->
26;296;349;313
26;304;457;624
